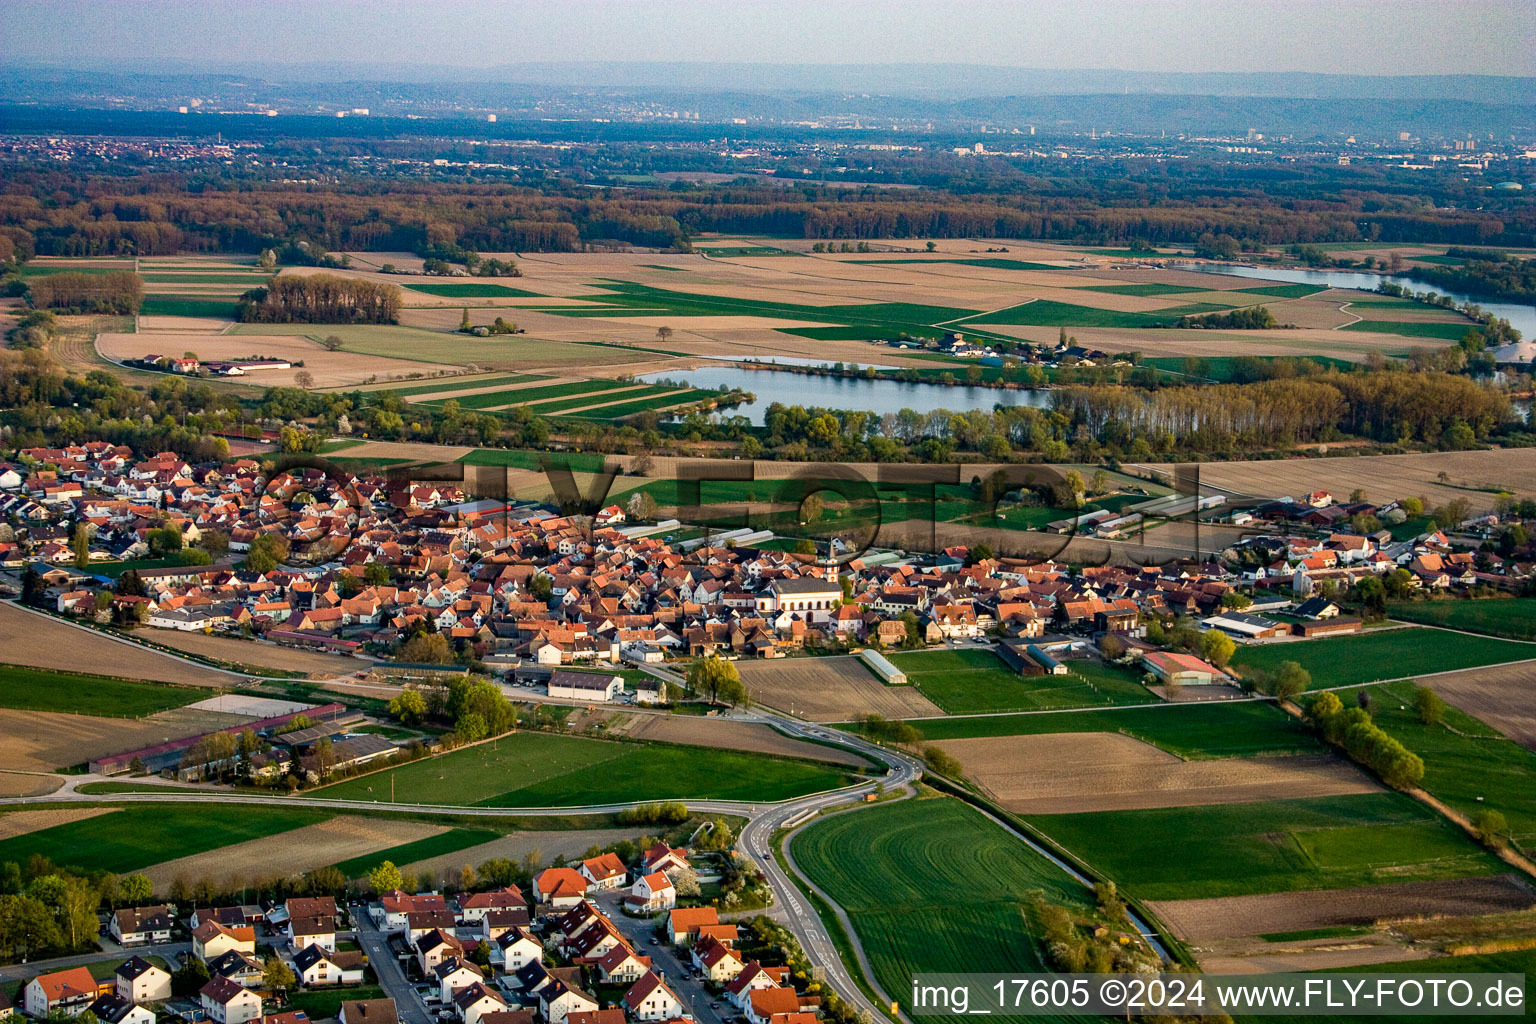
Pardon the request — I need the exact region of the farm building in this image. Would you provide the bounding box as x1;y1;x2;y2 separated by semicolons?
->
859;649;907;686
548;670;624;702
1293;616;1363;637
1141;651;1223;686
1201;612;1288;640
998;638;1069;676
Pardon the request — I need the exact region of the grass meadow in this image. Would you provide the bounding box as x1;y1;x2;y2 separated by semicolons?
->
1026;793;1503;901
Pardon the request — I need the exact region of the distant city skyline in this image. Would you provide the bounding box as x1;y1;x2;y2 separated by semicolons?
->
4;0;1535;78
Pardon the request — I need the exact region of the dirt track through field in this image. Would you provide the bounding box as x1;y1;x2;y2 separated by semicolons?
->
737;657;944;721
0;707;252;772
1150;873;1536;942
138;815;446;888
1425;662;1536;751
609;713;869;767
0;602;244;685
0;807;119;841
938;733;1378;813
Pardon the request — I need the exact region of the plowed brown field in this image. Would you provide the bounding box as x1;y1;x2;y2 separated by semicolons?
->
737;657;943;721
936;733;1377;813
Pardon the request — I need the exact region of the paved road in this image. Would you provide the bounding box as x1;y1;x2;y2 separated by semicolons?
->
734;715;923;1023
0;941;190;982
354;909;432;1024
591;890;729;1024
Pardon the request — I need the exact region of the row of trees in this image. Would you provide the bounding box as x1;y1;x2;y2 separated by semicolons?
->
237;274;402;324
1306;691;1425;789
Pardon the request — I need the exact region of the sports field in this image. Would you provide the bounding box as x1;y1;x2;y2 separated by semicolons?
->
313;731;852;807
1027;792;1504;901
888;648;1156;713
1230;628;1536;688
0;664;200;717
794;796;1089;1007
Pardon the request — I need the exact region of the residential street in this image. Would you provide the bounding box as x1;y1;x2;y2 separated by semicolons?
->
353;911;432;1024
0;941;190;983
590;890;729;1024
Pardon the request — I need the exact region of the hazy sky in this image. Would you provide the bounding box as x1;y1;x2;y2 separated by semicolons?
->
4;0;1534;76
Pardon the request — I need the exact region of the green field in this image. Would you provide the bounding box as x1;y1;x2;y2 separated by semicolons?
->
695;246;794;257
19;262;136;276
1233;283;1330;298
1343;320;1475;340
1230;627;1535;689
314;731;851;807
456;448;610;472
524;383;682;413
907;701;1324;760
139;296;239;318
365;373;550;398
1386;598;1536;640
855;258;1061;271
404;283;544;297
956;299;1187;328
1340;680;1536;849
548;281;979;332
419;379;633;411
1078;282;1206;296
140;273;270;284
559;388;720;420
0;804;332;874
889;648;1156;713
1142;354;1354;381
333;826;499;877
794;796;1088;1013
1027;793;1503;901
0;664;198;718
775;325;944;341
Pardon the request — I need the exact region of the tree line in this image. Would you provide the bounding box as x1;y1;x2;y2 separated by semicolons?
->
2;167;1531;259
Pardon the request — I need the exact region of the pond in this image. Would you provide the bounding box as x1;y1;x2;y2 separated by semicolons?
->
1177;263;1536;339
639;365;1052;425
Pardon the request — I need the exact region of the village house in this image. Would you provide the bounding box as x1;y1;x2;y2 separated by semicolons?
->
666;906;720;946
622;973;685;1023
533;867;591;908
339;999;399;1024
110;905;175;946
453;984;507;1024
627;871;676;913
24;968;99;1019
200;978;263;1024
88;992;156;1024
294;945;367;987
115;957;171;1005
193;920;256;961
578;852;627;890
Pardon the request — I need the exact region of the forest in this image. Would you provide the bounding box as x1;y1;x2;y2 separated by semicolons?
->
0;155;1531;260
237;274;403;325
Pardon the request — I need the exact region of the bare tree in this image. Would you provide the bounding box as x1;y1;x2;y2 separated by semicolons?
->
294;370;315;390
656;326;674;343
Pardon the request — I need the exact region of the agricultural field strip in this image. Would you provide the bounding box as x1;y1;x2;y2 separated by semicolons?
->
417;379;636;411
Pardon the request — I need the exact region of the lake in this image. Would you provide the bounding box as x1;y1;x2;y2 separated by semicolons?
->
639;365;1052;424
1177;263;1536;339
